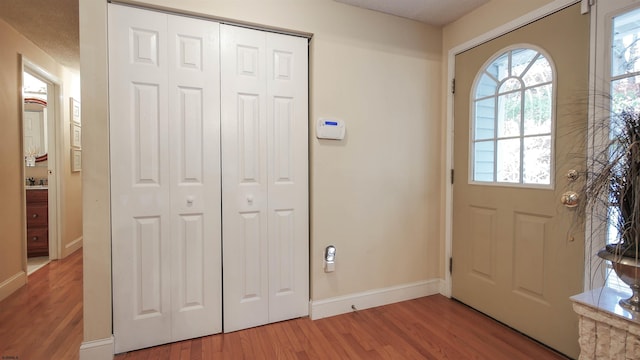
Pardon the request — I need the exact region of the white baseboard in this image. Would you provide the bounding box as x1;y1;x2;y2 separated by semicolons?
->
309;279;443;320
64;236;83;256
0;271;26;302
440;278;452;298
79;336;114;360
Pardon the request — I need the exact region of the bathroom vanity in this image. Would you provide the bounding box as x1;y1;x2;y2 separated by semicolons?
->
26;188;48;257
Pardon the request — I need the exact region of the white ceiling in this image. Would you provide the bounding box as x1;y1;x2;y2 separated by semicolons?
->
335;0;490;26
0;0;489;70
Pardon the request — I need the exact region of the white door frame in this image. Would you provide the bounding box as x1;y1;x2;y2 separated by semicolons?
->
21;56;62;264
443;0;583;297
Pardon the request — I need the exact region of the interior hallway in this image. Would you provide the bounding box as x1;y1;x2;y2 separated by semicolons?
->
0;250;82;359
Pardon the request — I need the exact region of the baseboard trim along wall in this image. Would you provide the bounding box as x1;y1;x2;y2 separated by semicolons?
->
309;279;443;320
64;236;83;257
0;271;26;302
79;336;114;360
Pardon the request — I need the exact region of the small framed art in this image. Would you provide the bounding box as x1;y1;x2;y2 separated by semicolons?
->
71;97;81;125
71;149;82;172
71;123;81;148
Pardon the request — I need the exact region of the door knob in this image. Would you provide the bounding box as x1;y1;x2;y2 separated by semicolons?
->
561;191;579;208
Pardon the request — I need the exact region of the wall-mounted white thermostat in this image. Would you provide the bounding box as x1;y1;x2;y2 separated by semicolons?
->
316;118;345;140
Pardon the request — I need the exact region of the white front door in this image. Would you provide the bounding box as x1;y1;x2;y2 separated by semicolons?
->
451;3;589;358
109;4;222;352
221;24;309;332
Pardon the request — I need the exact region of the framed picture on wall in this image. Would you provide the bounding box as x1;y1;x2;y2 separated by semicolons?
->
71;123;81;148
71;97;81;125
71;149;81;172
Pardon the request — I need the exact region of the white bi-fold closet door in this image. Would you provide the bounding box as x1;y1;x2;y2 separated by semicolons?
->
108;4;308;354
109;4;222;353
221;25;309;333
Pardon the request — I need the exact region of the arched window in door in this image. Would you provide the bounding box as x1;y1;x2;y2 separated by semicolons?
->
471;46;555;187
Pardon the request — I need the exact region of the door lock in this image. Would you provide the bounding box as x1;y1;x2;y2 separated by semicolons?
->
566;169;579;182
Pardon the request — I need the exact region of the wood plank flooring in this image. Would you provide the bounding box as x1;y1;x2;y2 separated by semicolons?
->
0;250;569;359
114;295;568;360
0;249;83;360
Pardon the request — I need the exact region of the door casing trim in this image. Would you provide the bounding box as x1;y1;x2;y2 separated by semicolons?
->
21;56;63;264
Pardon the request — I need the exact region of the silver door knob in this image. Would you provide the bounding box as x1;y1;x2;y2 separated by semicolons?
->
561;191;579;208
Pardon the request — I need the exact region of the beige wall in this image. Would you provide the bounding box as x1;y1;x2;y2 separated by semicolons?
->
80;0;442;344
80;0;111;343
0;18;82;302
60;69;83;258
443;0;559;50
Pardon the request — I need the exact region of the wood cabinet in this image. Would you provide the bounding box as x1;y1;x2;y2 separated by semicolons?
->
26;189;48;257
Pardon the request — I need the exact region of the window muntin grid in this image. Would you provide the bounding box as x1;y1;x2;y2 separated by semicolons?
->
471;47;555;187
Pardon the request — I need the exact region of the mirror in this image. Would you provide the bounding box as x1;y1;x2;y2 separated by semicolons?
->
23;72;48;166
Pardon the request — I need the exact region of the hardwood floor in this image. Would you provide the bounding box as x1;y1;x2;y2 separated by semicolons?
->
0;249;83;360
0;250;569;359
114;295;568;360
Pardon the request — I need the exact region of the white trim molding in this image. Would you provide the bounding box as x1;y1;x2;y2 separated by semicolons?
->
309;280;442;320
79;336;114;360
0;271;26;302
581;0;595;14
65;236;83;255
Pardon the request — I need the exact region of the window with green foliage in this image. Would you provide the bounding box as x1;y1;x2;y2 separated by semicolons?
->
607;7;640;274
611;7;640;114
471;47;555;186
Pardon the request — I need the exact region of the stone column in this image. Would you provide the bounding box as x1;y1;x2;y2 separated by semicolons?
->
571;288;640;359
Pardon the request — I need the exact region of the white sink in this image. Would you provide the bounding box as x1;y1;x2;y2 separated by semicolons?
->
26;185;48;190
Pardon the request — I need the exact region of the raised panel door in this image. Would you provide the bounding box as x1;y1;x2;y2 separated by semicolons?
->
451;4;588;357
167;15;222;341
109;5;172;353
221;25;270;332
266;32;309;323
221;25;309;332
109;4;222;352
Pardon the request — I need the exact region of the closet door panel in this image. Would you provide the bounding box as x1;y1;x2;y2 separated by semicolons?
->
266;33;309;322
110;5;223;352
222;25;309;332
168;15;222;341
221;25;269;332
109;5;172;353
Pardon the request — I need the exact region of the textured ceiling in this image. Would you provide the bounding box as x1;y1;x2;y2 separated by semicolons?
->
334;0;490;26
0;0;488;71
0;0;79;70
